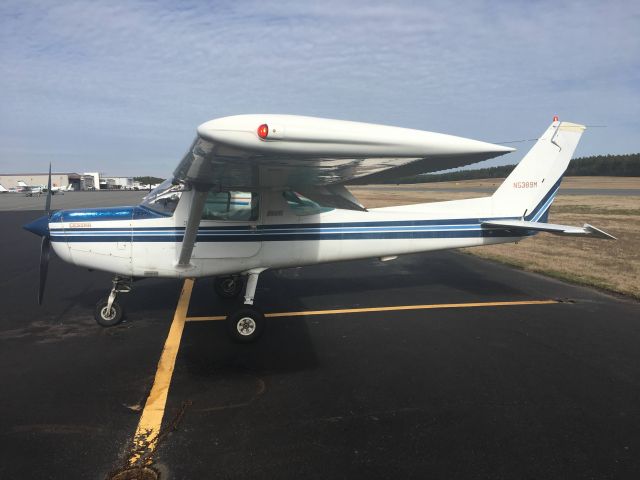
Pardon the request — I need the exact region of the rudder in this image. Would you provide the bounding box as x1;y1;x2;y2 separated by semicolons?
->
492;119;586;221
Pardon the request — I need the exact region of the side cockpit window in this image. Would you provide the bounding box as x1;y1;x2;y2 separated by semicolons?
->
202;191;259;221
142;181;259;220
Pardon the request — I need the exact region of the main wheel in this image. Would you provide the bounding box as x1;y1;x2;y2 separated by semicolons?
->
214;276;244;299
94;297;124;327
226;308;265;343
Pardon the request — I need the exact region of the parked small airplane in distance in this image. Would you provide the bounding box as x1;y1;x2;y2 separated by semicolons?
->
18;181;44;196
24;115;615;342
44;185;69;195
17;180;69;196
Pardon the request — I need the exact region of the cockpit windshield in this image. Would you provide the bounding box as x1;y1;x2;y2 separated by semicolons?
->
140;179;185;216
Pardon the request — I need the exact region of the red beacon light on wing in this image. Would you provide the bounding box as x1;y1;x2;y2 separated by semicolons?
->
257;124;269;139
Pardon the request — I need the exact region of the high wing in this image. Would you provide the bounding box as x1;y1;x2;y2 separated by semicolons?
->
172;115;514;190
172;114;514;266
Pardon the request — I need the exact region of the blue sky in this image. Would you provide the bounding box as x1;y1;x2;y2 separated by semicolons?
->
1;0;638;176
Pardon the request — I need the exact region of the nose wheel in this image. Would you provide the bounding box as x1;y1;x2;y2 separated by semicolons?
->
94;276;131;327
95;297;124;326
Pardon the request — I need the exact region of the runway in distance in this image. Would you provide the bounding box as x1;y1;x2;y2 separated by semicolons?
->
24;115;615;342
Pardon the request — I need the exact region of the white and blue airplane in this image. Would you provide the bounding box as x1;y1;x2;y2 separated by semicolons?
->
24;115;614;342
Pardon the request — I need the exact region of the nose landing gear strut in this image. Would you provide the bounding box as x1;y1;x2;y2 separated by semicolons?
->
94;276;132;327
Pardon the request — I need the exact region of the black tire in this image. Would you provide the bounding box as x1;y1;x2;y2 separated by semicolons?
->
94;297;124;327
214;276;244;299
226;307;265;343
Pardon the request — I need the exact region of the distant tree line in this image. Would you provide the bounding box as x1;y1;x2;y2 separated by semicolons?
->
134;176;164;185
386;153;640;183
564;153;640;176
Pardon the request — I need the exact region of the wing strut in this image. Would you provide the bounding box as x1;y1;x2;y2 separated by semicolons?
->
177;185;209;266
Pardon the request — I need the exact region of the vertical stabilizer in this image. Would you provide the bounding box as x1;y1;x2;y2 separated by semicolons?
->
492;119;586;221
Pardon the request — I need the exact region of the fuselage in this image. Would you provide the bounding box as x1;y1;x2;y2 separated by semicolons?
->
46;187;532;278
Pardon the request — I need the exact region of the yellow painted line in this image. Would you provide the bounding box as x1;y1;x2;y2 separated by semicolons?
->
187;314;226;322
129;278;194;466
185;299;557;322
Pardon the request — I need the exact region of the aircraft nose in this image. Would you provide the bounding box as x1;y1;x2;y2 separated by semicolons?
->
23;215;50;237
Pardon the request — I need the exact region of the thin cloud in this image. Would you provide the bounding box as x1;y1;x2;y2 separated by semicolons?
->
1;0;638;175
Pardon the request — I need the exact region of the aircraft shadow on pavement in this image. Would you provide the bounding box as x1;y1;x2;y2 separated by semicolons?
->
182;276;320;376
261;252;528;306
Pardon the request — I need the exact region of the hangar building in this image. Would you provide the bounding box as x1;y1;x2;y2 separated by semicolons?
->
0;173;135;191
0;172;83;190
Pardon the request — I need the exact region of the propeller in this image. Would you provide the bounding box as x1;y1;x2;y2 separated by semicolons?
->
39;235;51;305
38;163;53;304
23;164;53;304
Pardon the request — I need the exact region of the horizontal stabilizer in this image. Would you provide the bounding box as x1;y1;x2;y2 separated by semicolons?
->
482;219;616;240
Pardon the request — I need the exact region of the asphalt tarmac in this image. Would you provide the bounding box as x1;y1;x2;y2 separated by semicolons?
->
1;209;639;479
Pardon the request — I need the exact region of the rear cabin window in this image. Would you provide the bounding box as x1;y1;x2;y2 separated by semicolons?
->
283;191;334;216
202;191;259;221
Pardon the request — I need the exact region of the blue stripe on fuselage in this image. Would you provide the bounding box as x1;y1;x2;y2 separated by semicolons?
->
52;229;531;243
50;219;532;242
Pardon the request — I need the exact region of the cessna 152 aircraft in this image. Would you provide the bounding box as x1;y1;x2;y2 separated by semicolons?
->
17;181;44;196
24;115;614;342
